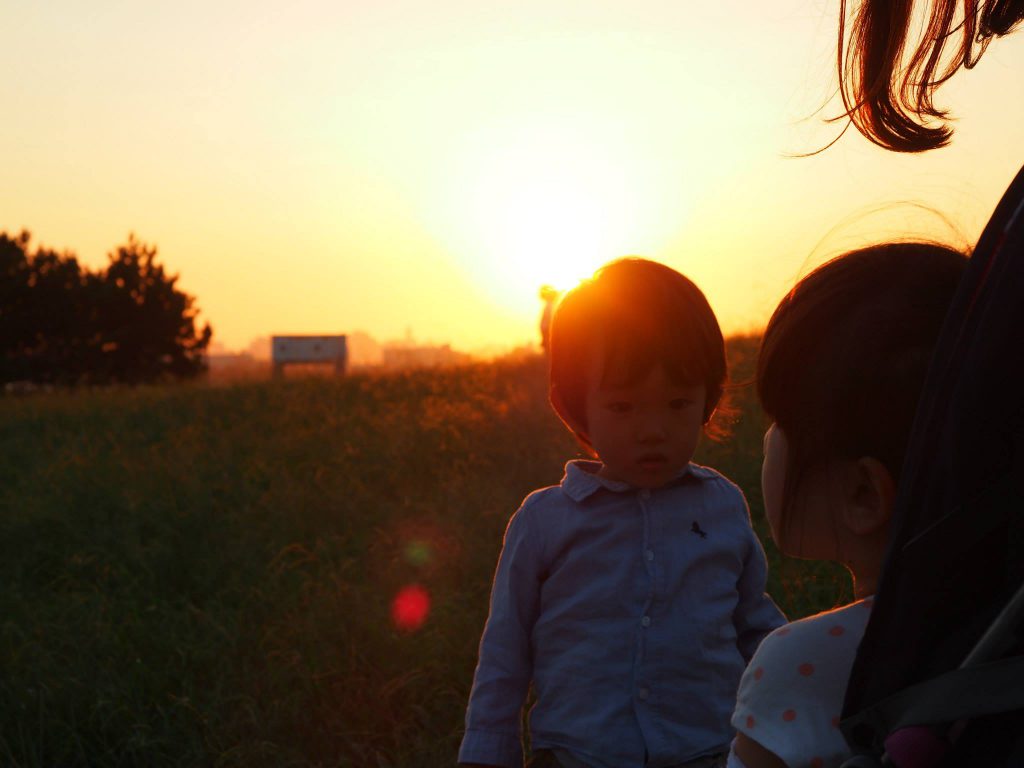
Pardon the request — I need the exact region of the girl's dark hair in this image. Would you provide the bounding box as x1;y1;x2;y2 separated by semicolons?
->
549;257;726;451
838;0;1024;152
758;242;967;521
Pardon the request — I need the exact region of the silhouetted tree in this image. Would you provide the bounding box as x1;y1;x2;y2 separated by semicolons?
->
89;235;211;384
0;232;33;383
0;231;91;384
0;231;212;386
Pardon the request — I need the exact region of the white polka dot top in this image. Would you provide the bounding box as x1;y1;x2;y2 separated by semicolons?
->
730;596;874;768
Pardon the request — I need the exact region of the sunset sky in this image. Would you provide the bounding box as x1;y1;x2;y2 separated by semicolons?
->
4;1;1023;355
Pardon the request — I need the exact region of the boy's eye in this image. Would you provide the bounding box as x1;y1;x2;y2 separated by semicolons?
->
606;401;632;414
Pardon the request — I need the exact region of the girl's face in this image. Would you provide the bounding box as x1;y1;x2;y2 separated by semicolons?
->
761;424;843;560
761;424;788;544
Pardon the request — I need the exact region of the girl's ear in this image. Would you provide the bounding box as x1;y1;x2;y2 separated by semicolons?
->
550;384;588;439
841;457;896;535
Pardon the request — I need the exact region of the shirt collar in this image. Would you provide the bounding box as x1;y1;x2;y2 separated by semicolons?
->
559;459;699;502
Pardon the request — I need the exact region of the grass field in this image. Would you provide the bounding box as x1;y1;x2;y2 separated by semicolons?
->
0;337;850;767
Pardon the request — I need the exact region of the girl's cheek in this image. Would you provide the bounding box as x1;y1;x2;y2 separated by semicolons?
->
761;426;787;546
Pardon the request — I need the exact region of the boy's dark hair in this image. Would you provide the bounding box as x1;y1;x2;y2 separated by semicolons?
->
757;241;967;525
549;257;726;451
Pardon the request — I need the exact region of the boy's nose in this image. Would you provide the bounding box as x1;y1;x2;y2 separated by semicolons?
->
637;416;667;442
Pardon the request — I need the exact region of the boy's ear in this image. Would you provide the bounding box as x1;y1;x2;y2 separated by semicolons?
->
841;457;896;536
550;384;587;439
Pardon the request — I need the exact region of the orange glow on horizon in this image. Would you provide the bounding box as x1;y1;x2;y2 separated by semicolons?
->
2;4;1022;353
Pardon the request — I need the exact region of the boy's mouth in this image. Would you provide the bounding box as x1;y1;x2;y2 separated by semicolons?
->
636;453;668;469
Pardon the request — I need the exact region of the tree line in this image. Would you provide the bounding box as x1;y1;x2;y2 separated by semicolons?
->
0;231;211;386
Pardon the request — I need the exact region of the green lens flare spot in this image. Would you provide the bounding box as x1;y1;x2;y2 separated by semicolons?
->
404;540;433;567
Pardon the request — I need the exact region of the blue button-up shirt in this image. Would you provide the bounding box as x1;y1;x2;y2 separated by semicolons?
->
459;461;785;768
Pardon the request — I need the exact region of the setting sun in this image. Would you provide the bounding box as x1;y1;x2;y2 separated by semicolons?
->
2;1;1022;356
432;114;691;313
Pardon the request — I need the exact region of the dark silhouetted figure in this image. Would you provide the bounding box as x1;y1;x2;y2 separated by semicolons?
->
538;284;559;354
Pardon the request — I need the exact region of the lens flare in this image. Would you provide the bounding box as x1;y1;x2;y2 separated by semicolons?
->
403;539;433;567
391;584;431;631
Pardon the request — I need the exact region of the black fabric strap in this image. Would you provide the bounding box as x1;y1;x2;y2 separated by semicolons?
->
842;656;1024;739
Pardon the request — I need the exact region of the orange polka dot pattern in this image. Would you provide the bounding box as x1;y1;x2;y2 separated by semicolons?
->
730;597;875;768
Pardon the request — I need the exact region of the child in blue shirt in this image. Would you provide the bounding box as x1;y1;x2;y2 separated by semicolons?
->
459;258;785;768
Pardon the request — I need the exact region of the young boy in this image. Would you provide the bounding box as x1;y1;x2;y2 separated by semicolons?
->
458;258;785;768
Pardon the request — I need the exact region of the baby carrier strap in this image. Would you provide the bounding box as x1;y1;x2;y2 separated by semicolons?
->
841;656;1024;736
840;161;1024;761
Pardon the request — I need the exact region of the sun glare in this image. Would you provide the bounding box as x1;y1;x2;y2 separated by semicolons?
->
434;115;688;314
468;164;623;292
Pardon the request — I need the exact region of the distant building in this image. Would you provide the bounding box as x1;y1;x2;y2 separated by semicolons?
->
207;333;471;378
272;335;348;376
346;331;384;367
204;352;269;382
381;343;469;370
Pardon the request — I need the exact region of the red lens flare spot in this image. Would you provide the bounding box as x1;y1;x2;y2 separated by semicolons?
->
391;584;431;631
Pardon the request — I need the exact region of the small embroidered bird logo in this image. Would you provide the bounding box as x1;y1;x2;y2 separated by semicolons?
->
691;521;707;539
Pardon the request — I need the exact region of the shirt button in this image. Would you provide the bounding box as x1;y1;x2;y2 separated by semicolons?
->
637;687;649;700
645;549;655;562
641;615;651;627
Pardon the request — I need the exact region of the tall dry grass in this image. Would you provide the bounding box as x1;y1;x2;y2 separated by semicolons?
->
0;338;849;766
